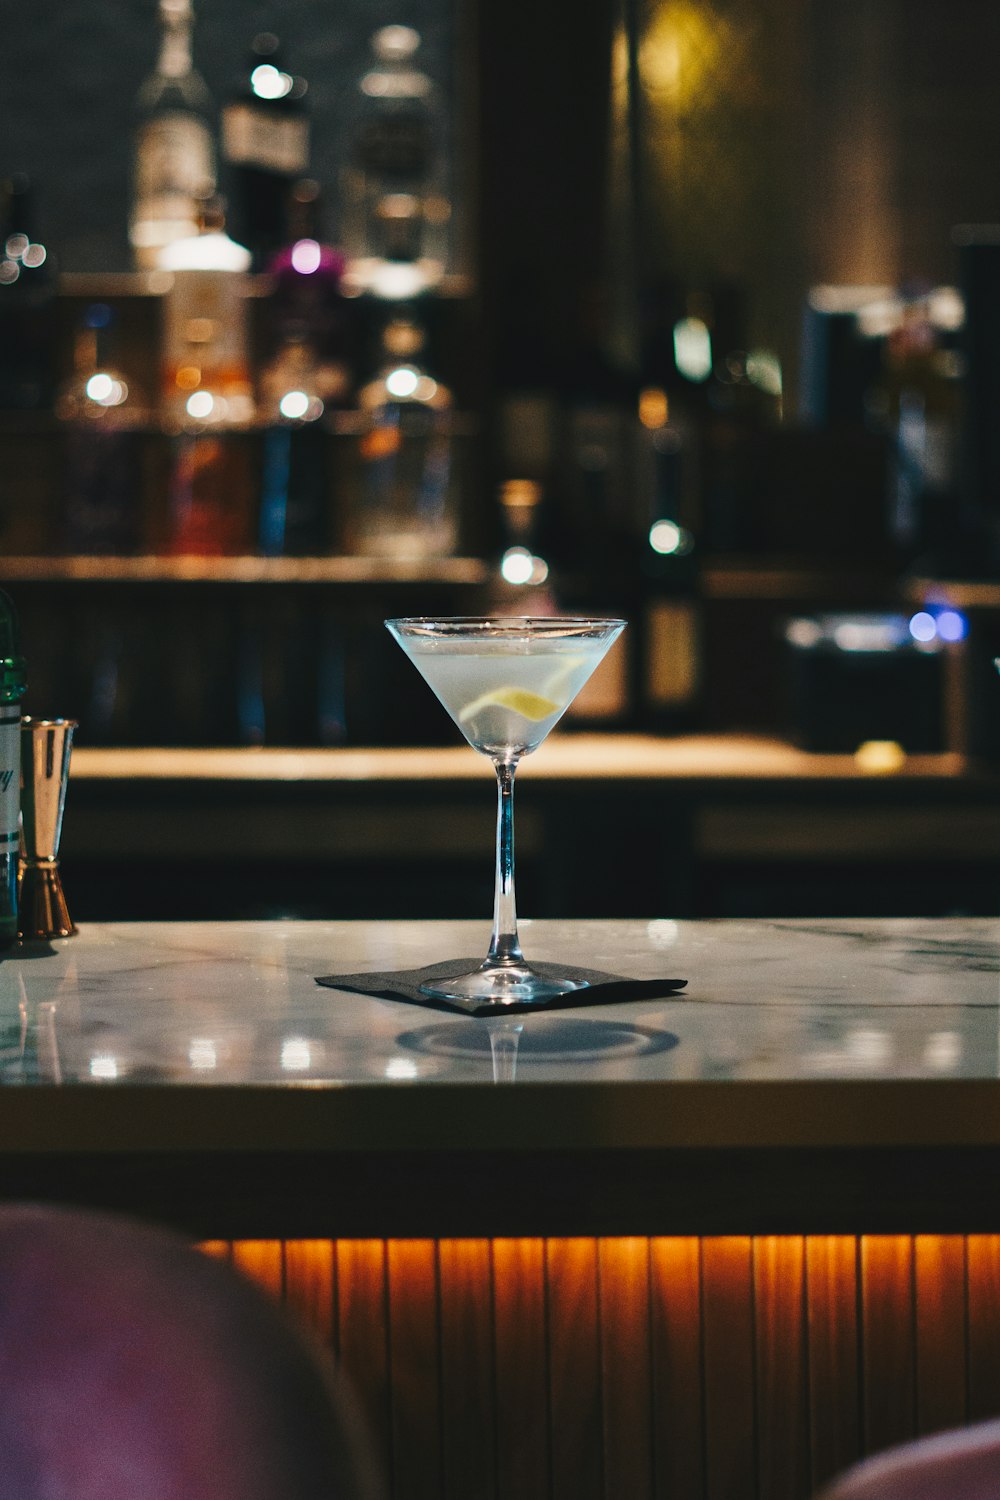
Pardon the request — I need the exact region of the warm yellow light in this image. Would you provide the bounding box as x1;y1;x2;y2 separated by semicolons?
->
611;21;630;88
854;740;906;775
640;1;726;105
639;387;669;429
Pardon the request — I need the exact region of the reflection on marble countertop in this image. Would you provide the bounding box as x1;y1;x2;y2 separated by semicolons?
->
0;918;998;1088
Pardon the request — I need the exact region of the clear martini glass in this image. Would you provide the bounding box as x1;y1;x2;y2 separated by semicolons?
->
385;615;626;1006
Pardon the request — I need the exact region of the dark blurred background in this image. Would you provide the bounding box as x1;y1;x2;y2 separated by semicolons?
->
4;0;1000;919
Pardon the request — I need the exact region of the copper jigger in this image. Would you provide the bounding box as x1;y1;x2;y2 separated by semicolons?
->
18;717;77;940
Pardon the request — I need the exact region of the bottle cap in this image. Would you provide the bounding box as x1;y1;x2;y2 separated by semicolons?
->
372;25;421;61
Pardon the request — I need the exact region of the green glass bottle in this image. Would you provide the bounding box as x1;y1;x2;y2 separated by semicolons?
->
0;589;27;947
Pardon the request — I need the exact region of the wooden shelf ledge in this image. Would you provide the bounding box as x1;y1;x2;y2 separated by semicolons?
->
68;734;973;785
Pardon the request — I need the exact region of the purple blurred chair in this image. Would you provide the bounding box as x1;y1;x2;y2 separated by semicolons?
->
821;1421;1000;1500
0;1203;383;1500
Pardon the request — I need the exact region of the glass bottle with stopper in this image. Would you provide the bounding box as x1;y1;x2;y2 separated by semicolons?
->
130;0;216;270
342;25;450;298
259;182;351;421
221;30;310;270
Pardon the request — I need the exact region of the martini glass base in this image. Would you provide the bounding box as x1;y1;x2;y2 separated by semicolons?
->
419;962;591;1007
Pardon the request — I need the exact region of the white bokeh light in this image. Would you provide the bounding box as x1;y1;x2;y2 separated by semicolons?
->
279;390;311;421
290;238;322;275
385;367;420;399
186;390;215;420
251;63;293;99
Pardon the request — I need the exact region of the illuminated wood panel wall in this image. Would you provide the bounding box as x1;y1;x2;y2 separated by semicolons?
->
200;1235;1000;1500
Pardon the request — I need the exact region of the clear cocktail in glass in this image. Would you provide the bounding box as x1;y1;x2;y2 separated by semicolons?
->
385;615;626;1005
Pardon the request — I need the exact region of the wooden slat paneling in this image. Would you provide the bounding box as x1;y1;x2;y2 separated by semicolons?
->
230;1238;284;1298
599;1236;654;1499
755;1235;809;1500
438;1238;496;1500
220;1233;1000;1500
861;1235;916;1455
967;1235;1000;1422
702;1237;756;1500
650;1236;704;1500
493;1237;549;1500
547;1237;602;1500
283;1239;335;1347
806;1236;861;1491
386;1239;442;1500
336;1240;391;1482
914;1234;967;1435
196;1238;231;1262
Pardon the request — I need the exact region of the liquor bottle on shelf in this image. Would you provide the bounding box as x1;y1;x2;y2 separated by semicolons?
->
624;284;707;731
221;31;310;271
953;228;1000;572
257;184;352;555
260;181;352;411
55;303;143;555
257;341;332;556
0;176;58;554
495;479;552;589
0;174;55;413
158;196;254;429
157;198;256;556
130;0;216;271
0;589;27;947
545;283;638;729
341;25;450;298
344;311;457;559
162;431;256;556
632;385;703;734
872;289;963;572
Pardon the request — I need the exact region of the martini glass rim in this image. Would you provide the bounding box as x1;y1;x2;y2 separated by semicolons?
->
386;615;626;639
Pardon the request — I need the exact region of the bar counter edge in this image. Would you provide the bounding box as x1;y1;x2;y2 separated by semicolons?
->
3;1080;1000;1239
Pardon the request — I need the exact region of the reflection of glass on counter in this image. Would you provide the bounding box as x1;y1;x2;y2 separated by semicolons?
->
396;1016;679;1083
2;981;64;1086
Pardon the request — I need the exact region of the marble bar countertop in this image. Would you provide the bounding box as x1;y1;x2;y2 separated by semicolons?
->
1;917;999;1237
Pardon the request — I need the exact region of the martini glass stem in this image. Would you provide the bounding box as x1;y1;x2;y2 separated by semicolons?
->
486;758;524;968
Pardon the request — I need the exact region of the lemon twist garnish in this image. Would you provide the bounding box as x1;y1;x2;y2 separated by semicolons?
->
458;685;560;723
543;653;587;699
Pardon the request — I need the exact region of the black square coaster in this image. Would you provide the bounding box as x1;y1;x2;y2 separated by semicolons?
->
316;959;688;1017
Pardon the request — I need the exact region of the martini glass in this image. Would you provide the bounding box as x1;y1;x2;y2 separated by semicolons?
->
385;615;625;1005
